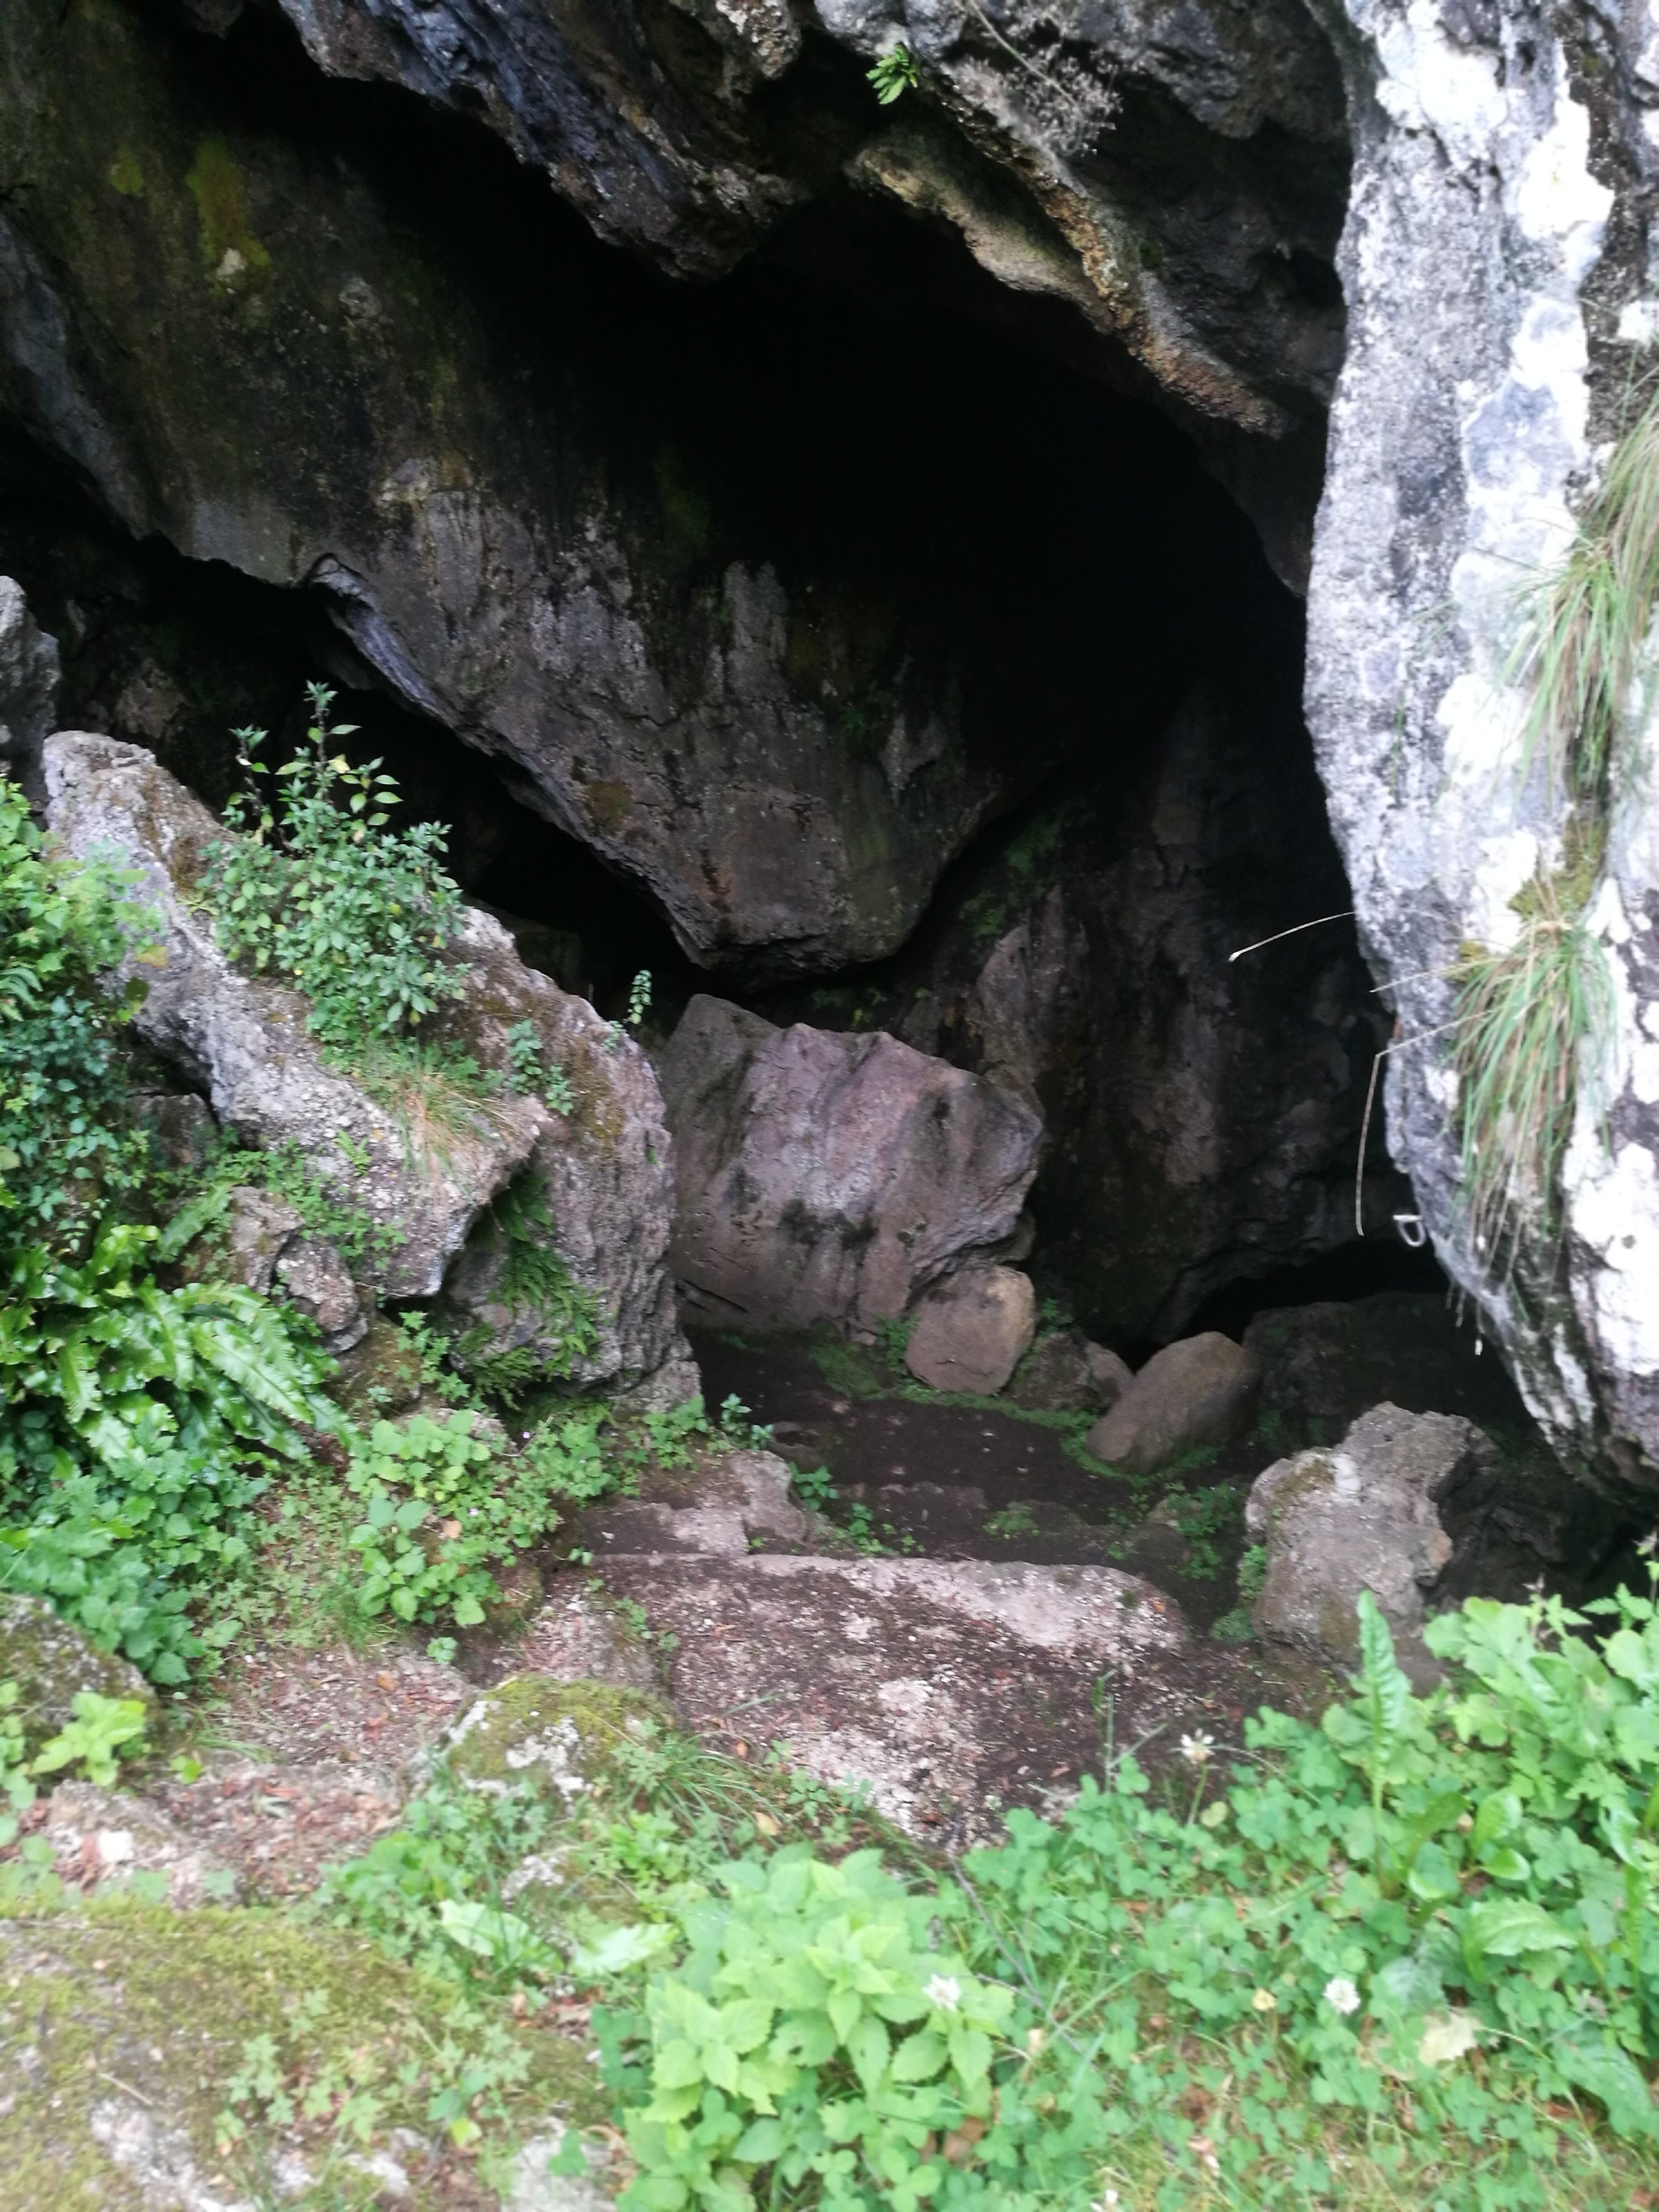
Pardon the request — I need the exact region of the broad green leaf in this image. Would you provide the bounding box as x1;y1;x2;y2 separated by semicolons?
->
1462;1896;1575;1976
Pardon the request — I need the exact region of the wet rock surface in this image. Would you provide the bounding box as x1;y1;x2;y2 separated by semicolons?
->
1008;1326;1132;1414
661;995;1041;1332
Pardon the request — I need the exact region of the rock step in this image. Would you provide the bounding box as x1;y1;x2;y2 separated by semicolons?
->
584;1551;1189;1843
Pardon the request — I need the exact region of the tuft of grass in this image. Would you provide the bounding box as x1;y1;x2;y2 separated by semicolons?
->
1515;389;1659;805
1449;873;1611;1270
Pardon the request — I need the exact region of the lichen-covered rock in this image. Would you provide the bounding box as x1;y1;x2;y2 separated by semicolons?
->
1301;4;1659;1498
44;731;541;1300
1008;1328;1132;1415
0;571;57;793
0;1594;156;1759
1246;1403;1493;1687
660;995;1042;1333
43;733;691;1395
443;1675;672;1797
1084;1333;1259;1476
904;1265;1036;1396
0;1904;603;2211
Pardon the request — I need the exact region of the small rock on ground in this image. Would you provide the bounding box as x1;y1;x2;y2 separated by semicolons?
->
1008;1327;1133;1413
904;1265;1036;1395
40;1783;242;1908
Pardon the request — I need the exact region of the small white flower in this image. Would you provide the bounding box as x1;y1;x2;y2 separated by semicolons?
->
924;1973;962;2012
1638;1529;1658;1558
1323;1976;1361;2016
1179;1730;1215;1765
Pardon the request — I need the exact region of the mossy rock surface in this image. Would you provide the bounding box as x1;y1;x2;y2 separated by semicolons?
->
444;1674;672;1798
0;1594;156;1756
0;1900;604;2211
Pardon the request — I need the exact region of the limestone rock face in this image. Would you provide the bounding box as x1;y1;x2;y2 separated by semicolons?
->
894;684;1400;1343
254;0;1346;576
1245;1403;1491;1687
659;995;1042;1332
43;734;690;1396
1301;4;1659;1498
0;571;57;792
0;0;1202;980
904;1265;1036;1396
1084;1332;1259;1476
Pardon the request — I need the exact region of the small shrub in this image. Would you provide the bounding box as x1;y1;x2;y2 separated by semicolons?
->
344;1410;565;1628
203;685;467;1054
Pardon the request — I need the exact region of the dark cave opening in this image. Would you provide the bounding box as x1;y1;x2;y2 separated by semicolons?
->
0;0;1398;1354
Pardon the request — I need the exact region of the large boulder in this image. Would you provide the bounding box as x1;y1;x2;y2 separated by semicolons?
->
44;734;691;1396
659;995;1042;1333
0;572;57;793
1245;1403;1490;1687
904;1265;1037;1396
1084;1332;1259;1476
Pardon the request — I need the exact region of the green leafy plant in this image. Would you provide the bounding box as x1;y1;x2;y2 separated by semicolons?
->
203;684;467;1054
0;776;157;1239
1;1220;336;1679
505;1018;576;1116
460;1176;602;1398
344;1410;564;1628
615;1846;1013;2210
867;42;920;102
27;1686;149;1788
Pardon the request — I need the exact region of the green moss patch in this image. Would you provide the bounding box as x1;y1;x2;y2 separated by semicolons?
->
0;1900;601;2211
445;1674;672;1796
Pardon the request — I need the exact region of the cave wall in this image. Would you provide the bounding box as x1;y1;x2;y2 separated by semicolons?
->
2;0;1195;978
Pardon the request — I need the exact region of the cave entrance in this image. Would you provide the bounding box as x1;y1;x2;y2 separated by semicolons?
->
0;0;1411;1360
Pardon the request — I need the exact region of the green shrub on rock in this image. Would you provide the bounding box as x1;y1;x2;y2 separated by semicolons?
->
202;683;467;1054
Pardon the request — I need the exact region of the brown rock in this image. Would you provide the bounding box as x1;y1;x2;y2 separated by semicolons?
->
1085;1332;1259;1474
660;996;1041;1333
1009;1327;1133;1413
904;1267;1036;1396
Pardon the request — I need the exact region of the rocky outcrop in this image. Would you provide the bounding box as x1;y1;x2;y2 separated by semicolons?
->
595;1549;1187;1840
904;1264;1036;1395
1085;1331;1259;1476
1245;1403;1490;1687
0;0;1206;980
1302;5;1659;1499
1008;1326;1132;1414
1244;1292;1534;1455
659;993;1042;1332
44;733;690;1396
196;1186;366;1353
0;573;57;794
